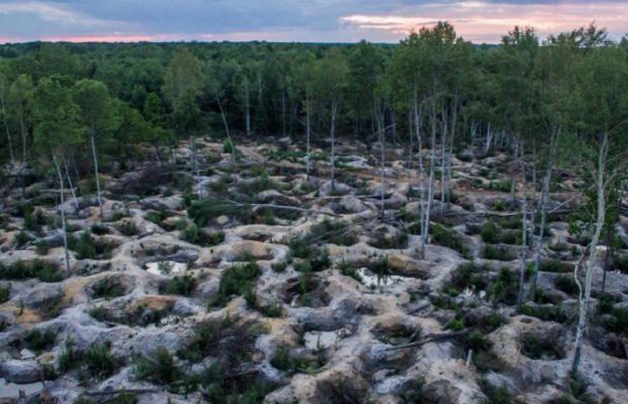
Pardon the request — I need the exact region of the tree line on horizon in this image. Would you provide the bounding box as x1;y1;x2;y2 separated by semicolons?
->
0;22;628;376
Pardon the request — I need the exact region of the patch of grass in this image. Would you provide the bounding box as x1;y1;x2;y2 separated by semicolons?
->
91;277;125;300
540;260;573;273
84;341;118;380
337;260;362;283
271;344;318;374
555;275;579;296
160;275;196;296
188;198;252;227
0;285;10;303
369;229;408;250
520;333;563;360
482;245;516;261
486;268;518;305
307;219;358;247
431;224;469;256
118;220;138;236
271;260;287;273
213;261;261;306
480;221;501;244
25;328;57;352
0;260;63;282
133;346;179;385
521;304;568;323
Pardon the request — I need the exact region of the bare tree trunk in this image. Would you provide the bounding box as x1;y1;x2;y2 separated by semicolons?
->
217;98;236;164
602;185;623;292
244;79;251;137
572;131;608;375
413;91;427;259
90;133;104;222
330;101;337;192
516;143;528;313
440;105;448;214
446;98;458;208
305;94;311;182
422;96;437;259
379;106;386;220
52;153;71;273
63;157;79;211
0;92;15;166
530;161;553;301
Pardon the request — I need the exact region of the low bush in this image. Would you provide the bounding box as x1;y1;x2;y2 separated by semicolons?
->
160;275;196;296
482;245;516;261
555;275;579;296
25;328;57;352
0;285;10;303
431;224;469;256
91;277;126;299
213;261;260;305
134;346;179;386
0;260;63;282
84;341;118;380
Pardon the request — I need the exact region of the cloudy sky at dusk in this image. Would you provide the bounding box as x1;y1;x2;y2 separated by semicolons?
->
0;0;627;44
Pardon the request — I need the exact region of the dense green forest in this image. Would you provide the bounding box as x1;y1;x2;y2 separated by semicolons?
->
0;22;626;174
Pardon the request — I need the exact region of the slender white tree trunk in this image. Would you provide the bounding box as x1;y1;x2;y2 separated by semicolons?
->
245;79;251;137
52;153;71;273
422;97;437;259
217;98;236;164
0;93;15;166
516;143;528;313
305;94;311;182
90;133;104;222
572;132;608;375
330;101;337;191
63;157;79;211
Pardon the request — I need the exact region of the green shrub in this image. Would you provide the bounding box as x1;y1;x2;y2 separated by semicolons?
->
0;285;9;303
369;230;408;249
540;260;573;273
480;221;501;244
520;333;562;360
84;341;117;380
521;304;567;323
482;245;516;261
118;220;138;236
91;277;125;299
160;275;196;296
134;346;179;385
337;260;361;282
431;224;469;256
214;261;260;305
555;275;579;296
271;344;315;374
0;260;63;282
188;198;252;227
271;260;287;273
25;328;56;352
486;268;518;305
307;219;358;247
446;318;465;331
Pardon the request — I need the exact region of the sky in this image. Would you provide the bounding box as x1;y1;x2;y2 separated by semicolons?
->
0;0;627;44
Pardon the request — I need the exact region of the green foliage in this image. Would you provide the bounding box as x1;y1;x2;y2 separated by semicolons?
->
188;198;252;227
24;328;57;352
133;346;179;385
160;275;196;296
213;261;260;306
482;245;516;261
0;284;9;303
91;277;125;299
0;259;63;282
84;341;117;380
555;275;579;296
431;224;469;256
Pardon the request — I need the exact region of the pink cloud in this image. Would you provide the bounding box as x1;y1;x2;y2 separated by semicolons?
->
341;1;628;43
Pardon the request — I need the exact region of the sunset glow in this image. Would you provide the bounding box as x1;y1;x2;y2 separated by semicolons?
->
0;0;627;44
